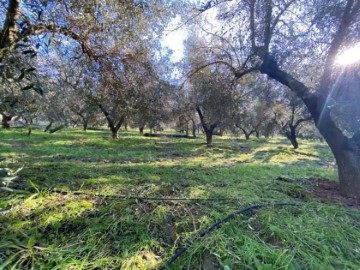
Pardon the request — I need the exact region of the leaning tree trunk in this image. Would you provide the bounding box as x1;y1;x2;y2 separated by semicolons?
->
44;121;53;132
255;1;360;198
1;115;12;128
259;57;360;198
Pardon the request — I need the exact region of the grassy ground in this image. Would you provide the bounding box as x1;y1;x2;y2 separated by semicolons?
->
0;128;359;270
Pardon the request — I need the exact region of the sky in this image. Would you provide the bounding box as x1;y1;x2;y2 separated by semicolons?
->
161;15;189;63
161;1;220;63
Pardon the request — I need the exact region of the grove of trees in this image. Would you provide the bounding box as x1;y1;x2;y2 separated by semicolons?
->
1;0;359;198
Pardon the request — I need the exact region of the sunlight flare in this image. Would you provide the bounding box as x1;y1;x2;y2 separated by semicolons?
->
336;43;360;66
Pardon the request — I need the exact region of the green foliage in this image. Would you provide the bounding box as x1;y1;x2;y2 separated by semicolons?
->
0;128;358;269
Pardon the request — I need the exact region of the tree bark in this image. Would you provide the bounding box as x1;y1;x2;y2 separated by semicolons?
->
139;126;144;134
111;127;119;139
335;149;360;198
1;115;12;129
196;106;216;147
44;121;53;132
191;119;197;138
206;131;213;147
83;120;88;131
98;104;124;140
26;117;32;136
257;49;359;198
49;125;65;134
0;0;21;52
286;125;298;149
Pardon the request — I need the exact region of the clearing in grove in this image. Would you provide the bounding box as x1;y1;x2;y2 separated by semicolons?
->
0;128;359;269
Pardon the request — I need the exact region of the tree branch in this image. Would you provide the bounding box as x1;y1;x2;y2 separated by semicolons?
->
293;116;312;129
0;0;21;50
320;0;359;89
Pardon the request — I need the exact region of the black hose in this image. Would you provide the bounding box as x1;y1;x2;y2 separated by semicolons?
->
158;202;301;270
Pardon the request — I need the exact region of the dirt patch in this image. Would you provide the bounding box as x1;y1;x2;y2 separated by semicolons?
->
307;178;359;207
276;177;359;207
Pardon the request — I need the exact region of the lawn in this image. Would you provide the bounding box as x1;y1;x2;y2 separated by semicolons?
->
0;128;359;269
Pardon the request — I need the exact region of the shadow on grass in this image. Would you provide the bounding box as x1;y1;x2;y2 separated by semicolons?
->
1;129;349;270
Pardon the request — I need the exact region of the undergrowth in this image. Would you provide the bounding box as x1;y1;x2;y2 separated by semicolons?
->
0;128;359;269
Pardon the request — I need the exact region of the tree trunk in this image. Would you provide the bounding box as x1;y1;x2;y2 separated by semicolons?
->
206;131;213;147
289;135;299;149
254;4;360;198
191;120;197;138
196;106;216;147
26;117;32;136
260;59;360;197
286;125;299;149
255;130;260;138
83;120;88;131
318;110;360;199
245;133;250;140
1;115;12;128
111;127;119;139
44;121;53;132
334;149;360;198
49;125;65;134
98;105;123;140
139;126;144;134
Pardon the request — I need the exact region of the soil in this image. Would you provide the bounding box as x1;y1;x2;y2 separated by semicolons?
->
307;178;360;207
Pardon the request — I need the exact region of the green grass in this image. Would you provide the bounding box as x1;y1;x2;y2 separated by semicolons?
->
0;128;359;269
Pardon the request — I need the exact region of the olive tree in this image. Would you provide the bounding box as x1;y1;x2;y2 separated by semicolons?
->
197;0;360;198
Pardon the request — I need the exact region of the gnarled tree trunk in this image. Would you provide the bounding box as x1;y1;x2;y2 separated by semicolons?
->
196;106;216;147
286;125;298;149
99;104;124;140
258;51;360;198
